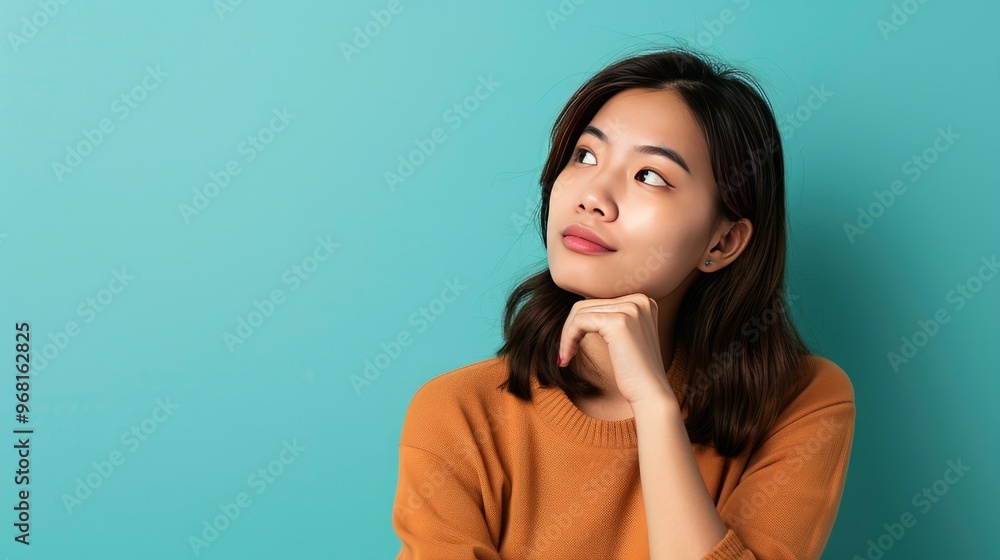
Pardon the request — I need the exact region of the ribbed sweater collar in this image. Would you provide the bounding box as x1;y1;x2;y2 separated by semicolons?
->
530;341;689;449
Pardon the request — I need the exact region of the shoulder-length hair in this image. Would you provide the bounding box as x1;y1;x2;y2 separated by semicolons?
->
494;46;815;459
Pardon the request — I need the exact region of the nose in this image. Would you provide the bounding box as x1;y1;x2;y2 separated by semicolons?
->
576;187;618;220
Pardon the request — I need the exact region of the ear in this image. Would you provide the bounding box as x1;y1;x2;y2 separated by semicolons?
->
700;218;753;272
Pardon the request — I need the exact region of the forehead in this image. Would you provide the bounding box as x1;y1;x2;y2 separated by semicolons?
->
588;88;710;170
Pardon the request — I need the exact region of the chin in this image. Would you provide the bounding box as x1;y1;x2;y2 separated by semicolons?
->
550;268;621;300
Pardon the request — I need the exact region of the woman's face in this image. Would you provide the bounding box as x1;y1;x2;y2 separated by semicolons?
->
546;87;726;300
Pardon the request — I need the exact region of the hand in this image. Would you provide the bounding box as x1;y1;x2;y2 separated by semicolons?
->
557;293;674;408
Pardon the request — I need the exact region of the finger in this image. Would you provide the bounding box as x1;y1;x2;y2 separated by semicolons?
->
558;303;638;367
559;298;621;363
609;294;657;332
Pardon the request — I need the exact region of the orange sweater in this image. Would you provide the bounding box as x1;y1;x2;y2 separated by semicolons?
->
392;342;856;559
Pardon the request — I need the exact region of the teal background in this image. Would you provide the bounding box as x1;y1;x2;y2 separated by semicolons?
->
1;0;996;558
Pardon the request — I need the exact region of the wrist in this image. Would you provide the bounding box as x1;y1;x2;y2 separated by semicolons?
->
629;383;680;417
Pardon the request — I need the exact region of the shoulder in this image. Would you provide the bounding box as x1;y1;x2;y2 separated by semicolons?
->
399;356;511;453
766;353;856;436
798;353;855;406
405;356;510;413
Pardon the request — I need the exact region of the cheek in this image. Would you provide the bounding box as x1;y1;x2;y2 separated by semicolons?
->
621;229;700;281
553;163;588;194
547;175;564;205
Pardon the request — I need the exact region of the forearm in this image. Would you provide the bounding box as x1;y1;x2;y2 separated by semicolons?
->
633;395;729;560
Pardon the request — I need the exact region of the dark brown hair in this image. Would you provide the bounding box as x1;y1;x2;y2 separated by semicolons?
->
494;46;815;459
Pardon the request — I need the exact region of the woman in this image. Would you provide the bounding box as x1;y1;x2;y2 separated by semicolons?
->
392;47;855;560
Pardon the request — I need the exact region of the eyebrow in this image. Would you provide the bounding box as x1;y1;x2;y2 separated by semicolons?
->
581;125;691;175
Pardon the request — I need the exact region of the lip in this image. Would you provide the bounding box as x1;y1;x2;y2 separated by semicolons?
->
561;224;616;252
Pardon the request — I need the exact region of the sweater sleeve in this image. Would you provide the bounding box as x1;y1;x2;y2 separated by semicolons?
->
391;376;502;560
392;444;501;560
701;400;857;560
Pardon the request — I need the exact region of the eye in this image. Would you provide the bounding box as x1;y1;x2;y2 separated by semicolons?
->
573;147;673;188
574;147;596;165
636;168;671;188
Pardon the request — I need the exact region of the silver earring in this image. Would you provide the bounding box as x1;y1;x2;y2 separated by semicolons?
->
705;260;713;266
